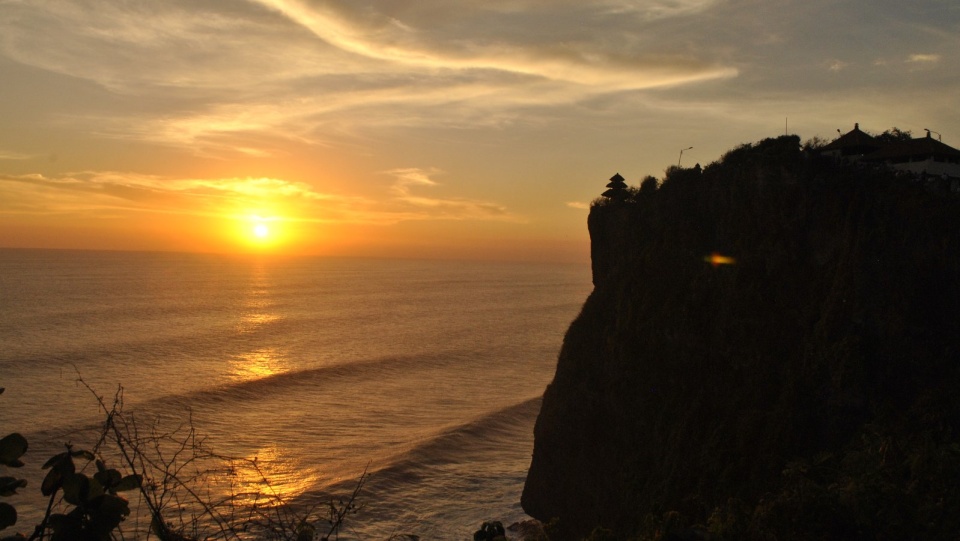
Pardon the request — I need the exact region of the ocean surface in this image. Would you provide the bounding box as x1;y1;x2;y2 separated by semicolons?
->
0;248;591;540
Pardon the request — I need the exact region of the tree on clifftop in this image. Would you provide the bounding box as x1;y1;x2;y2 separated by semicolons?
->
875;126;912;143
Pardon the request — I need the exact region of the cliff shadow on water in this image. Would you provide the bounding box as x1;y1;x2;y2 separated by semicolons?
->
523;135;960;541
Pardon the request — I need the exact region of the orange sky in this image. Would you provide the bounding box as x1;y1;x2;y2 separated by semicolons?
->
1;0;958;262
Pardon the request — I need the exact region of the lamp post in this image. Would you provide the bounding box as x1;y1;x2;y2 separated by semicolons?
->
678;146;693;167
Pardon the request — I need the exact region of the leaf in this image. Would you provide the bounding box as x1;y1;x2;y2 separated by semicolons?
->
47;513;80;541
61;473;90;506
113;474;142;493
88;494;129;534
87;477;105;500
0;477;27;497
0;502;16;530
40;450;77;497
41;467;64;497
42;452;69;470
94;469;121;490
0;435;27;467
46;513;69;529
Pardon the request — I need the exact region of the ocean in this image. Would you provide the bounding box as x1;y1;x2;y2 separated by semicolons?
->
0;248;591;540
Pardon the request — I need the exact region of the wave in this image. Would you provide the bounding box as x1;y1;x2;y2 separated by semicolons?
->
21;351;474;439
181;352;473;407
299;395;543;498
0;305;391;370
22;382;546;521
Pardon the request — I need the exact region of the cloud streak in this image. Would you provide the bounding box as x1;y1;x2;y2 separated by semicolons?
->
0;150;38;161
0;0;739;156
0;169;516;225
253;0;736;89
382;168;515;220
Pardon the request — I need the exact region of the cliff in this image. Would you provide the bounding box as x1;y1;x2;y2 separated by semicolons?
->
522;136;960;540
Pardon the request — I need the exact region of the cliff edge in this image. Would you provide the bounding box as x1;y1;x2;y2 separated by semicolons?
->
522;136;960;540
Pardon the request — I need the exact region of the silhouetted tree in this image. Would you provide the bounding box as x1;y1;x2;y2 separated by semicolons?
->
639;175;659;195
875;127;912;143
803;135;829;151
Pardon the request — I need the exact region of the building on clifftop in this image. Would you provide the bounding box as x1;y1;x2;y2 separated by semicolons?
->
861;131;960;182
601;173;629;200
820;123;881;161
821;123;960;186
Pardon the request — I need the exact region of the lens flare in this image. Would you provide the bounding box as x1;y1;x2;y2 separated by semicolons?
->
704;252;736;267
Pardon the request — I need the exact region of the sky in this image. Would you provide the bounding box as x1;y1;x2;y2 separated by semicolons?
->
1;0;958;262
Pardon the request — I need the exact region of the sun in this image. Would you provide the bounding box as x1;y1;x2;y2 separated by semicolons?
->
233;212;300;252
241;214;282;249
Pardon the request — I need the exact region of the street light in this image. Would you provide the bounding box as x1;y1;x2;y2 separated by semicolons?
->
678;146;693;167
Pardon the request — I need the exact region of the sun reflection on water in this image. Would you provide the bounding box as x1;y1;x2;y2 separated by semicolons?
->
230;347;287;381
236;310;280;333
235;259;281;328
229;445;319;508
236;281;281;334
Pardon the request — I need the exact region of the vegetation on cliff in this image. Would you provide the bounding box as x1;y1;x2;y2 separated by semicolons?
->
523;135;960;540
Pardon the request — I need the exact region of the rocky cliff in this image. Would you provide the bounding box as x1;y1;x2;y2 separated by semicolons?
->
522;136;960;540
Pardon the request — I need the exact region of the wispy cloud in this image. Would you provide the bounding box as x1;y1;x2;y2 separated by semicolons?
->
382;168;515;221
599;0;718;19
906;52;942;71
0;150;38;160
827;59;848;72
0;172;337;217
907;53;941;64
0;169;516;225
0;0;739;157
253;0;736;90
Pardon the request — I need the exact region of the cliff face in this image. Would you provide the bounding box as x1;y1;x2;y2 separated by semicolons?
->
522;136;960;540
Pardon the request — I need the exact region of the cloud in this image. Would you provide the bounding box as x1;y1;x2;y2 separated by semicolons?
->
0;150;38;160
0;0;353;93
381;167;515;220
0;168;516;225
252;0;736;90
386;167;440;197
566;201;590;210
907;53;941;64
1;0;957;264
827;59;848;72
907;54;940;69
1;0;957;196
0;172;324;215
599;0;718;19
0;0;738;158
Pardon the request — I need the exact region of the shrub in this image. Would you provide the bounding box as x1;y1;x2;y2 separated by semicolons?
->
1;382;367;541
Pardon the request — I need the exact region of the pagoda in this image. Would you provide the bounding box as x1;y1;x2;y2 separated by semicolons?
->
602;173;629;200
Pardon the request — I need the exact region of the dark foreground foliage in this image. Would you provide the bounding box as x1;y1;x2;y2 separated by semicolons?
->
524;135;960;540
1;382;366;541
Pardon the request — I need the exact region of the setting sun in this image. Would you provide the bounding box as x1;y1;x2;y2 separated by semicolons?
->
238;214;287;250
